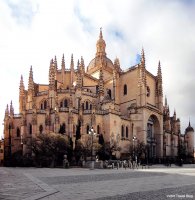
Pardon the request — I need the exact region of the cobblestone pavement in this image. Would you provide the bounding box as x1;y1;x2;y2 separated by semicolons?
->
0;168;44;200
0;165;195;200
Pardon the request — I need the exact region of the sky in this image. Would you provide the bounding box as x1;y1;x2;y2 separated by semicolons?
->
1;0;195;139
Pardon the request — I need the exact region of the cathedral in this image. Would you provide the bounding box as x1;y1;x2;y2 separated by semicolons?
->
3;29;194;164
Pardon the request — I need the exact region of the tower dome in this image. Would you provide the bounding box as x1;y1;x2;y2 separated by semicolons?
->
87;28;114;75
185;121;194;133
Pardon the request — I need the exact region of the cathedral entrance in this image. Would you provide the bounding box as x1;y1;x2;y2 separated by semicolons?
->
147;115;160;162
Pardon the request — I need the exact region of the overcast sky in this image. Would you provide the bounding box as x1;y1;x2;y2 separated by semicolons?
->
1;0;195;139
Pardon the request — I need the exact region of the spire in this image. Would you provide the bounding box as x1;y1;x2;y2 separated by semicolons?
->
70;54;74;88
173;109;176;119
141;47;145;67
80;56;85;74
157;61;163;96
49;59;56;90
5;104;9;117
76;59;82;88
165;96;167;106
185;118;194;133
20;75;25;95
10;101;14;116
70;54;74;70
157;61;162;82
99;27;103;39
189;119;191;127
28;66;34;92
96;28;106;57
114;57;121;72
61;54;65;71
77;59;80;71
54;55;58;70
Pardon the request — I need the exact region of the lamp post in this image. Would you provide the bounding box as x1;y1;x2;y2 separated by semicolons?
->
89;127;96;169
133;136;137;161
133;136;137;156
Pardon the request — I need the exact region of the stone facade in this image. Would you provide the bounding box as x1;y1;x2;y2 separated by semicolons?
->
3;29;194;162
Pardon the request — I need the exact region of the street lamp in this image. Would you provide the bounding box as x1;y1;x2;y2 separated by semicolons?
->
132;136;137;157
89;127;96;169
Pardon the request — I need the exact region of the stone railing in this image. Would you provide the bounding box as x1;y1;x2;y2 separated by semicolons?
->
59;107;69;112
83;110;92;114
82;91;97;97
37;91;48;96
72;109;79;114
95;110;109;115
14;114;22;118
57;89;70;94
37;109;46;114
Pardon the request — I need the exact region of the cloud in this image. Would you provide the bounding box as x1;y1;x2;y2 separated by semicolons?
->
1;0;195;139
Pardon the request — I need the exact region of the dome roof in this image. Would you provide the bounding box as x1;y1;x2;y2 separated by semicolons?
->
185;121;194;133
87;56;114;72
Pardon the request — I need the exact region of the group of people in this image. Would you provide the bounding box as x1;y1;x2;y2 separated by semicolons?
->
105;156;144;169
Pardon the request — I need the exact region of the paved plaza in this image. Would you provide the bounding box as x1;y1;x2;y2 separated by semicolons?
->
0;165;195;200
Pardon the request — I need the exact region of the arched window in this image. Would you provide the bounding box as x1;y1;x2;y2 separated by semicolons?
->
39;125;43;134
126;126;128;138
29;124;32;135
147;117;154;139
44;100;47;109
64;99;68;107
124;84;127;95
86;125;90;134
97;125;100;135
90;104;92;110
108;89;112;98
16;127;20;137
121;125;124;138
82;103;84;111
41;103;43;110
86;101;89;110
59;123;66;134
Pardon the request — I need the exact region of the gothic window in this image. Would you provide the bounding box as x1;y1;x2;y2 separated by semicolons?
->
90;104;92;110
96;85;99;94
108;89;111;98
121;125;124;138
147;86;150;97
16;127;20;137
44;100;47;109
39;125;43;134
97;125;100;135
59;123;66;134
86;125;90;134
126;126;128;138
64;99;68;107
124;84;127;95
86;101;89;110
147;117;154;139
41;103;43;110
29;124;32;135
